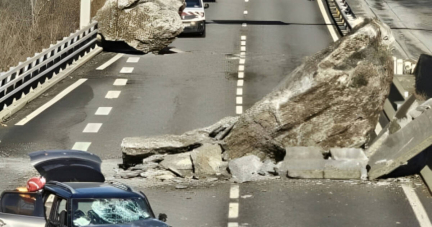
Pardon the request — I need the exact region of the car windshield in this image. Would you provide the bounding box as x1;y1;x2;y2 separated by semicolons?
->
186;0;202;8
72;198;151;226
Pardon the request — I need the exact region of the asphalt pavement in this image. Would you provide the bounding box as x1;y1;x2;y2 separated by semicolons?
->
0;0;431;226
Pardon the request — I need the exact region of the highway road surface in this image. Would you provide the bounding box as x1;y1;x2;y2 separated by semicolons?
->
0;0;431;226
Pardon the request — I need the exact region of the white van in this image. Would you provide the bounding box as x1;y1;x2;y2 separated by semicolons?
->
181;0;209;37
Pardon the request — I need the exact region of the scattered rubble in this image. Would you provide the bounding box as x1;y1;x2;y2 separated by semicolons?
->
95;0;186;53
228;155;264;183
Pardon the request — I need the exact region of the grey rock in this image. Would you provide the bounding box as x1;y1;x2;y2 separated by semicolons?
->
118;171;141;179
223;18;394;160
129;162;159;171
324;160;364;179
284;147;324;160
228;155;263;183
191;144;223;177
140;169;174;178
95;0;186;53
258;159;277;176
160;152;193;177
279;160;325;179
143;155;166;164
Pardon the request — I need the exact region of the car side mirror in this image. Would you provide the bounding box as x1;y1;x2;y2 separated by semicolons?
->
158;213;168;222
204;3;210;9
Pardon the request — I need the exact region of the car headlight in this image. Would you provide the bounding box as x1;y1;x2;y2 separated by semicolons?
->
191;21;196;26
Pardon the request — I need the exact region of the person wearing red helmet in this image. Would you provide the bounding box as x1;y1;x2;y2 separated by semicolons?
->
26;176;46;192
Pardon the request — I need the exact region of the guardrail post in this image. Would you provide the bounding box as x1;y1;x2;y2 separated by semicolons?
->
80;0;91;29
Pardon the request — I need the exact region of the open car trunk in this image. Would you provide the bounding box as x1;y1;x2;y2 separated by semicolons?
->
29;150;105;183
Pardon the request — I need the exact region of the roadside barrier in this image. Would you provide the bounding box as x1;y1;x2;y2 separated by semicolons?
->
0;22;99;112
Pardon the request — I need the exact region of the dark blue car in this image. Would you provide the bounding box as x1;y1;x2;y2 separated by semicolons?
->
0;150;169;227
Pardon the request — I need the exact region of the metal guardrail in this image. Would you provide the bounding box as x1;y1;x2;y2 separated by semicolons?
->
0;22;98;112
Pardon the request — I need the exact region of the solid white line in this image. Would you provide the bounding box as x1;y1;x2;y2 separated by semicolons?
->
402;185;432;227
105;91;121;99
95;107;112;115
230;185;240;199
96;54;124;70
114;79;128;86
72;142;91;151
127;57;140;63
83;123;102;133
239;65;245;72
317;0;339;42
120;67;134;74
236;88;243;95
241;36;247;41
229;203;239;219
238;72;244;79
15;79;87;126
237;80;244;87
228;223;239;227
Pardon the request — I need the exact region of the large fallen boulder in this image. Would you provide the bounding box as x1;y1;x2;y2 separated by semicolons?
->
95;0;186;53
223;18;395;160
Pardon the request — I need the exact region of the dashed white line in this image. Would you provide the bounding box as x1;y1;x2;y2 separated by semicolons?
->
240;52;246;56
72;142;92;151
239;59;246;65
237;80;244;87
15;79;88;126
236;88;243;95
230;185;240;199
236;97;243;104
120;67;134;74
242;23;247;27
83;123;102;133
402;185;432;227
96;54;124;70
114;79;128;86
236;106;243;114
127;57;140;63
105;91;121;99
238;72;244;79
95;107;112;115
240;46;247;52
228;203;239;219
317;0;339;42
239;65;245;72
228;223;239;227
243;10;248;15
241;36;247;40
241;41;247;46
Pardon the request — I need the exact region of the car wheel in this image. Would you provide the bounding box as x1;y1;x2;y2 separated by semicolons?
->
200;24;206;38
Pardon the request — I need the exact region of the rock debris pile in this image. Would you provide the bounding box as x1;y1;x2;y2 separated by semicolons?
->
118;18;397;183
95;0;186;53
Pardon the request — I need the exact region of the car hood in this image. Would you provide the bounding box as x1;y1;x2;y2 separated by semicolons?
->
95;219;169;227
29;150;105;182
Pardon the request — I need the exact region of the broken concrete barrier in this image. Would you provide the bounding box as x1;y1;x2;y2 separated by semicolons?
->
324;160;363;179
279;160;325;179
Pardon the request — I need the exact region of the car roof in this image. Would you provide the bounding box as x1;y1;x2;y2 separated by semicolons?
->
44;182;142;199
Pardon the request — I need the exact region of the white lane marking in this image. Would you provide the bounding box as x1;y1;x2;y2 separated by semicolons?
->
242;23;247;27
237;80;244;87
15;79;87;126
95;107;112;115
239;59;246;65
236;106;243;114
241;41;246;46
83;123;102;133
230;185;240;199
239;65;245;72
96;54;124;70
236;88;243;95
228;223;239;227
229;203;239;219
317;0;339;42
240;52;246;56
114;79;128;86
127;57;140;63
243;10;248;15
72;142;91;151
241;36;247;41
245;0;249;2
241;46;246;52
105;91;121;99
238;72;244;79
236;97;243;104
375;122;382;135
120;67;134;74
402;185;432;227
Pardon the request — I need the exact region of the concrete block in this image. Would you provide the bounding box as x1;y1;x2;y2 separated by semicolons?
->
284;147;324;160
324;160;363;179
330;148;367;160
278;160;325;179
